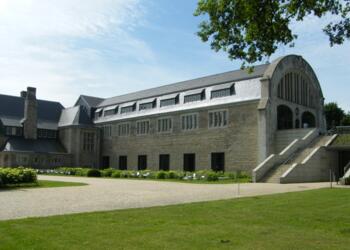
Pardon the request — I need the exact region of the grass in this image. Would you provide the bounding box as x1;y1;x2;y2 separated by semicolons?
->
332;134;350;146
0;180;87;190
0;188;349;249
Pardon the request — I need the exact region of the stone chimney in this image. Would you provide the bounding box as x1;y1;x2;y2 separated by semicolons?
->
20;91;27;98
22;87;37;139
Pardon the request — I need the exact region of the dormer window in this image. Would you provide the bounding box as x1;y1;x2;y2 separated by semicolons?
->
184;89;205;103
95;108;103;118
104;105;118;116
121;102;136;114
160;94;179;107
211;83;235;99
139;98;156;111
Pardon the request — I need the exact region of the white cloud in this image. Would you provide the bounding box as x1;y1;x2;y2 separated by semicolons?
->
0;0;167;106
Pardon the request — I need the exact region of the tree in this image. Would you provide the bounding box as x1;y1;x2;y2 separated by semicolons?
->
194;0;350;67
341;112;350;126
324;102;345;129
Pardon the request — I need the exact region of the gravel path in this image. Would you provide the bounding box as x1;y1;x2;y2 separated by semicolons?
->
0;175;330;221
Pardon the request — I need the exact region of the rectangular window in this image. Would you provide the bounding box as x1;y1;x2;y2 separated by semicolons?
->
104;108;118;116
181;113;198;131
37;129;56;139
136;120;150;135
83;132;95;152
211;152;225;172
183;154;196;172
102;125;112;138
157;117;172;133
208;110;228;128
118;123;130;136
160;95;179;107
211;85;235;99
5;126;23;136
139;101;155;111
159;154;170;171
121;105;135;114
184;93;202;103
119;156;127;170
138;155;147;170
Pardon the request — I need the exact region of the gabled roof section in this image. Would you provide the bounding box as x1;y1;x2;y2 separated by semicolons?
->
0;94;64;129
98;63;269;107
3;138;67;153
58;106;92;127
75;95;104;108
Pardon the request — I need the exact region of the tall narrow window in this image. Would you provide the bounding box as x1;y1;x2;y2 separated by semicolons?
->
83;132;95;152
183;154;196;172
181;114;198;131
211;152;225;172
118;123;130;136
208;110;228;128
157;117;172;133
136;120;150;135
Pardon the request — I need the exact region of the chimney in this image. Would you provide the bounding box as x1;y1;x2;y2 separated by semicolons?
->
20;91;27;98
23;87;37;139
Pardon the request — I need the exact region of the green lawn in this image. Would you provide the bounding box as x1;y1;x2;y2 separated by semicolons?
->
333;134;350;146
0;188;349;250
1;180;87;190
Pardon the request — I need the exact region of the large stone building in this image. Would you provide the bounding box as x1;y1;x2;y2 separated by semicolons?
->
0;55;346;182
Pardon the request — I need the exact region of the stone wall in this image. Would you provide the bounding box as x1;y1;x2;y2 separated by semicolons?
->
101;100;259;172
59;126;101;168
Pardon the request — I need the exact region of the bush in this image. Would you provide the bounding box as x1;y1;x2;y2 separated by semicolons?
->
156;171;168;179
86;169;101;177
0;167;37;187
168;171;179;179
206;172;219;181
101;168;114;177
111;171;121;178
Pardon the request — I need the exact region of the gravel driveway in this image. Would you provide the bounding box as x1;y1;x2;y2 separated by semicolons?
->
0;175;330;220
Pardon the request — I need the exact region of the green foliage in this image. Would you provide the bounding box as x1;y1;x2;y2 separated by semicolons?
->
206;172;219;181
41;168;251;183
101;168;114;177
156;171;168;179
324;102;345;129
111;171;121;178
194;0;350;66
345;177;350;185
86;169;101;177
0;167;37;187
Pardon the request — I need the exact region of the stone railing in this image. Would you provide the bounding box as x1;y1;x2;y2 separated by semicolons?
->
252;128;319;182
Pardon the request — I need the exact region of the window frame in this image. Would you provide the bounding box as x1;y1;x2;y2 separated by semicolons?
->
208;109;229;129
157;117;173;134
181;113;199;131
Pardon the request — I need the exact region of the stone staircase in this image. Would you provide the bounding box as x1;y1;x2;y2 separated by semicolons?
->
262;135;333;183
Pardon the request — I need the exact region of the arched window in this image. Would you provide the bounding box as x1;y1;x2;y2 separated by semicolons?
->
277;105;293;130
301;112;316;128
277;72;316;108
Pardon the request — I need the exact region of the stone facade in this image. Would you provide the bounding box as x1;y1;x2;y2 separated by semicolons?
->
101;100;259;172
59;126;101;168
22;87;38;140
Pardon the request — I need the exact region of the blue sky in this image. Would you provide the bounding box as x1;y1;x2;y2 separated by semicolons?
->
0;0;349;110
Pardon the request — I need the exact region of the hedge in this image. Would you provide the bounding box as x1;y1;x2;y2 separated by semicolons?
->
0;167;37;187
37;168;251;182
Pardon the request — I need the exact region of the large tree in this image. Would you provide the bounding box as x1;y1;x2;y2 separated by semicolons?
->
194;0;350;67
324;102;345;129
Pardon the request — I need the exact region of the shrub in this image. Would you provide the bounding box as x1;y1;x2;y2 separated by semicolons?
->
168;171;179;179
86;169;101;177
0;167;37;187
101;168;114;177
111;171;121;178
206;172;219;181
156;171;168;179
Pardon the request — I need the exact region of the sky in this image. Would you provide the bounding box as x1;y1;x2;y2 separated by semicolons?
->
0;0;349;110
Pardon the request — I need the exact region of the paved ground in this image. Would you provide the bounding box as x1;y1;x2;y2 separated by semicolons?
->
0;175;332;221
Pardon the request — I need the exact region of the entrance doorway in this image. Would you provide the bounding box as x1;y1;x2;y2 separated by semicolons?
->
183;153;196;172
211;152;225;172
102;156;110;169
159;154;170;171
119;156;127;170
